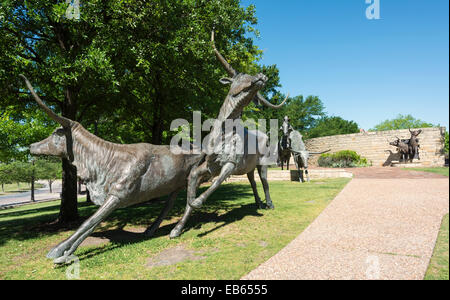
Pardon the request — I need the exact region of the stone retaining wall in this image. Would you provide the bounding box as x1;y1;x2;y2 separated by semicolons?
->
304;127;446;167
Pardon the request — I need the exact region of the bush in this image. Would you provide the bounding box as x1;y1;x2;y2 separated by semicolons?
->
444;131;449;155
318;150;371;168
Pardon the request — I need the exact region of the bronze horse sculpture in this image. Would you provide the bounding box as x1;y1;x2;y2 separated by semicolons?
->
278;116;294;170
20;75;203;264
168;30;288;238
279;116;329;182
288;130;329;182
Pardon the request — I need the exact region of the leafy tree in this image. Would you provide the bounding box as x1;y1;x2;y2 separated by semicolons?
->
0;163;13;192
245;94;325;134
1;107;55;163
0;0;265;222
5;161;31;190
371;114;435;131
444;131;449;155
307;116;360;139
35;158;62;193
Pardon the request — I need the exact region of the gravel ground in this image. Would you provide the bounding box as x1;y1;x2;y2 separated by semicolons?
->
242;170;449;280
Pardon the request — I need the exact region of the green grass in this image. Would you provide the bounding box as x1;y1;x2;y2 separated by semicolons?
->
425;214;449;280
406;167;449;177
0;178;350;280
0;183;44;195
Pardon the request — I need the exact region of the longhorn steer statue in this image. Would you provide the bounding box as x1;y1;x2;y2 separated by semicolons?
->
389;137;410;162
20;75;203;264
168;30;288;238
408;129;422;161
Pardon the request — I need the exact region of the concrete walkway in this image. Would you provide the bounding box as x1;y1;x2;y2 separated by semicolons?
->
243;168;449;280
0;181;86;208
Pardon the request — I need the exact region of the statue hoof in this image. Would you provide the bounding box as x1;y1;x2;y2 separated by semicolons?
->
52;251;74;265
169;228;181;239
189;199;203;209
53;254;74;265
53;256;68;265
266;204;275;210
47;247;65;259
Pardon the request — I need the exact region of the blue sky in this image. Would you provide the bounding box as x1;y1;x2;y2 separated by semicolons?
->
241;0;449;130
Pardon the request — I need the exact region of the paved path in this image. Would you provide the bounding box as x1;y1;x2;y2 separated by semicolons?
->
243;168;449;280
0;188;60;208
0;181;86;208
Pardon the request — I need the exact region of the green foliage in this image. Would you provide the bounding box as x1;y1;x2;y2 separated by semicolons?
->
425;214;449;280
406;167;449;177
307;116;360;139
371;114;435;131
444;131;449;155
0;163;13;187
318;150;371;168
0;159;61;188
34;158;62;182
1;107;55;163
244;94;326;133
2;161;32;184
0;0;269;146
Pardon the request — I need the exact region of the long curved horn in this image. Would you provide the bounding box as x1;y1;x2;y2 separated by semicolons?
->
211;30;236;77
19;74;71;127
256;92;289;109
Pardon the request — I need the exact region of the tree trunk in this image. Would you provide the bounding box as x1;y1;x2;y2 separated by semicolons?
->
1;183;3;193
86;189;92;204
31;161;35;202
59;158;79;223
48;180;53;193
151;98;162;145
151;73;164;145
78;180;82;194
31;179;35;202
58;86;79;223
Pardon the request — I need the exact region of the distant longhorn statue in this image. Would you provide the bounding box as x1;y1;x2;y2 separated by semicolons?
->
408;129;422;161
389;136;410;162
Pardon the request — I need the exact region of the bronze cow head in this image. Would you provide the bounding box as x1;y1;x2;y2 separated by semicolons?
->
211;30;287;120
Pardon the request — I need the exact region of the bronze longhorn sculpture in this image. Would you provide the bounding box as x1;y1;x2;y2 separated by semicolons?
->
408;129;422;161
389;137;410;162
20;75;203;264
168;30;288;238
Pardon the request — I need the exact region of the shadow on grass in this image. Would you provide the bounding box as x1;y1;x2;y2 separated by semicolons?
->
73;202;263;262
0;203;64;219
0;183;261;249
